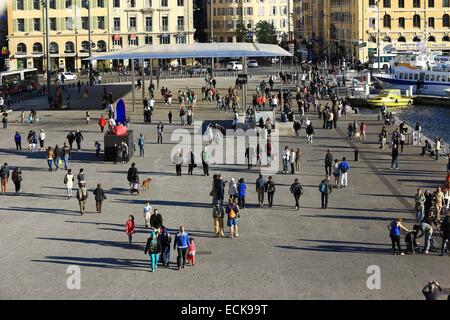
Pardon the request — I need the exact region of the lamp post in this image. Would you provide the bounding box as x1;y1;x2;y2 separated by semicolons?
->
377;0;381;74
83;0;93;86
209;0;214;77
41;0;51;102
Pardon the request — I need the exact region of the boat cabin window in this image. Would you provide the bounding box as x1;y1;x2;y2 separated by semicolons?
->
414;74;419;80
447;75;450;82
409;74;413;80
443;76;447;82
394;73;398;79
399;73;404;79
436;75;441;81
425;74;430;81
430;75;435;81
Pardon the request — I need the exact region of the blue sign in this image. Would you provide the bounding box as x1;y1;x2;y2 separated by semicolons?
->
247;31;253;38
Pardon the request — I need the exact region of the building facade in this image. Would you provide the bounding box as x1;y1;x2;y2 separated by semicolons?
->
7;0;195;72
207;0;293;43
0;0;8;71
303;0;450;63
301;0;326;57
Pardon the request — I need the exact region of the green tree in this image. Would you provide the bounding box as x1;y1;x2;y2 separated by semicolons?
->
235;25;249;43
254;21;278;44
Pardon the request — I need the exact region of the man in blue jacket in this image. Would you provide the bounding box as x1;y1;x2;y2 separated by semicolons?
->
14;132;22;150
173;226;190;270
338;157;350;188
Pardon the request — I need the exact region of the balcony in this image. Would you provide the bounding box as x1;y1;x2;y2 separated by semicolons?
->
141;7;154;13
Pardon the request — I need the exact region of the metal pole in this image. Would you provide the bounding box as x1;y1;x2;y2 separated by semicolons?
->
210;0;214;77
141;59;145;102
44;0;50;103
131;59;135;112
87;0;93;86
377;0;380;74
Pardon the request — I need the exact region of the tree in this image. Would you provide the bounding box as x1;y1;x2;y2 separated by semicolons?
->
235;25;250;43
254;21;278;44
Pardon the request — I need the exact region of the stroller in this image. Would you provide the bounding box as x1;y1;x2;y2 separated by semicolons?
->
405;225;421;255
130;181;140;195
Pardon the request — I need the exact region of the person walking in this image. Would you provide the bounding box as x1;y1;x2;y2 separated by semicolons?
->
237;178;247;209
98;114;106;133
74;129;84;151
46;147;54;172
289;148;296;174
434;187;445;221
290;178;303;211
125;215;135;245
295;148;301;173
11;167;22;195
0;163;9;195
159;225;172;267
188;149;196;175
226;198;240;238
93;183;106;213
53;145;62;171
440;214;450;256
306;123;314;143
332;159;340;188
282;146;290;174
338;157;350;188
415;188;426;223
391;143;399;169
319;175;333;209
213;203;225;237
127;163;138;188
266;176;275;207
173;149;183;176
173;226;190;270
150;209;163;229
228;178;238;201
137;134;145;157
324;149;333;176
156;122;164;144
144;228;162;272
64;169;75;199
38;129;46;151
62;142;71;170
14;132;22;151
66;131;75;150
143;202;152;228
77;168;86;187
256;174;266;207
387;218;410;255
76;184;88;215
418;221;434;254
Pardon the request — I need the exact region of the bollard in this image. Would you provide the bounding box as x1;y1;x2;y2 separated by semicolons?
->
354;149;359;161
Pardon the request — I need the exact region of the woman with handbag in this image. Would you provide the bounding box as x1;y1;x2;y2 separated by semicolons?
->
11;167;23;195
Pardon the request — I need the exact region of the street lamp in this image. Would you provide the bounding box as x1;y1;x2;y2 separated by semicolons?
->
376;0;381;74
209;0;214;77
41;0;51;102
83;0;93;86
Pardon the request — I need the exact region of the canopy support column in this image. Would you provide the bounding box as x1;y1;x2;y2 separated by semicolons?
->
131;59;135;113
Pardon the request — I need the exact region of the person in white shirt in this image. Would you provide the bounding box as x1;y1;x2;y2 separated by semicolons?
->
149;98;155;110
0;96;4;112
108;118;116;132
39;129;46;151
282;146;290;174
143;202;152;228
64;169;75;199
289;148;296;174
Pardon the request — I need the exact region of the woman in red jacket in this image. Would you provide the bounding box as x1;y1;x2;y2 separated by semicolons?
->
98;114;107;133
125;215;135;245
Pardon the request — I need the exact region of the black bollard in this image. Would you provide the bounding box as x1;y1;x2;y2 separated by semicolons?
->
354;149;359;161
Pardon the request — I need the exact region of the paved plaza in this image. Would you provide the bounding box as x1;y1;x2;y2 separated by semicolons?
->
0;76;449;299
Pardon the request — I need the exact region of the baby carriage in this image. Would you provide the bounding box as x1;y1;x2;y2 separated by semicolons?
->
130;181;140;195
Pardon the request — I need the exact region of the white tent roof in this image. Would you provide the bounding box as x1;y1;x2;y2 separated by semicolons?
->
87;42;292;60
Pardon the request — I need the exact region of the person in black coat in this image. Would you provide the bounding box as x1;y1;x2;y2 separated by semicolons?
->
66;131;75;150
144;230;163;272
93;183;106;213
188;149;196;175
74;129;84;151
150;209;163;229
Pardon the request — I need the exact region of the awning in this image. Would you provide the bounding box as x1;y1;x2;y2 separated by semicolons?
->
86;42;292;61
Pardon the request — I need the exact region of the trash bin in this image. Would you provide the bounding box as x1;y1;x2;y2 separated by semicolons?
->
354;149;359;161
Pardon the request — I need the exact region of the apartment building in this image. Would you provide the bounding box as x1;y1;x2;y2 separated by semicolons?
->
207;0;293;43
7;0;195;72
1;0;9;71
303;0;450;63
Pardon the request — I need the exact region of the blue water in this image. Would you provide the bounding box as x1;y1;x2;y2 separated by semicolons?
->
360;105;450;143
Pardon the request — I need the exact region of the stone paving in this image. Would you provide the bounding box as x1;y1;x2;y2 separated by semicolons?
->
0;76;449;300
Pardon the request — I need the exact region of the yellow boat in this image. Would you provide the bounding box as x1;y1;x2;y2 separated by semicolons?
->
367;89;413;108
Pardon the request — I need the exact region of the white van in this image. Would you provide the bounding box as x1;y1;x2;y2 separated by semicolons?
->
227;61;243;71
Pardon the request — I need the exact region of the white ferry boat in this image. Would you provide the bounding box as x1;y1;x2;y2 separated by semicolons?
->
373;51;450;97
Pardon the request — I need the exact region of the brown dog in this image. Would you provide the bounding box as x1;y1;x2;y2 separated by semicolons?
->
141;178;152;191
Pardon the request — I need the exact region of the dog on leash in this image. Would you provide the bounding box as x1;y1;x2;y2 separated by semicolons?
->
141;178;152;191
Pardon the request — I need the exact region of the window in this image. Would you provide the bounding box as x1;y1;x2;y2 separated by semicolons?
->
383;0;390;8
177;16;184;31
145;36;153;44
161;16;168;31
145;0;152;6
369;0;376;5
428;17;435;28
17;19;25;32
176;35;187;43
65;42;75;53
17;43;26;54
428;0;434;7
17;0;24;10
113;0;120;7
129;17;137;30
129;0;136;7
398;0;404;8
445;0;450;7
161;0;168;6
409;74;413;80
33;43;43;53
50;18;57;30
50;0;56;9
444;14;450;27
383;36;391;42
413;15;421;28
160;35;170;44
129;36;138;46
81;0;88;8
97;0;104;7
66;0;72;8
49;42;59;54
97;40;106;52
413;36;421;42
82;17;89;30
81;41;90;52
33;0;40;10
114;18;120;31
443;36;450;41
413;0;420;8
145;17;153;31
369;17;375;28
66;17;73;30
113;36;122;47
383;14;391;28
177;0;184;5
398;36;406;42
34;18;41;31
428;36;436;42
398;17;405;28
97;16;105;29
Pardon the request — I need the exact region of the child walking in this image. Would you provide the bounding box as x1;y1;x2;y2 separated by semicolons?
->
186;238;196;266
86;111;90;124
125;215;135;245
95;141;101;157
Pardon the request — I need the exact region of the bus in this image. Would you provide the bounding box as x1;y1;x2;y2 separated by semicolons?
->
0;68;39;96
368;54;397;71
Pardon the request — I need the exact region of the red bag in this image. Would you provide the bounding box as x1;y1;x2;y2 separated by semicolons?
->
112;125;128;136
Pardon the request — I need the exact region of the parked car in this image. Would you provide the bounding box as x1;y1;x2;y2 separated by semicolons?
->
188;66;208;74
270;57;280;64
62;72;77;81
227;61;243;71
247;60;258;68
